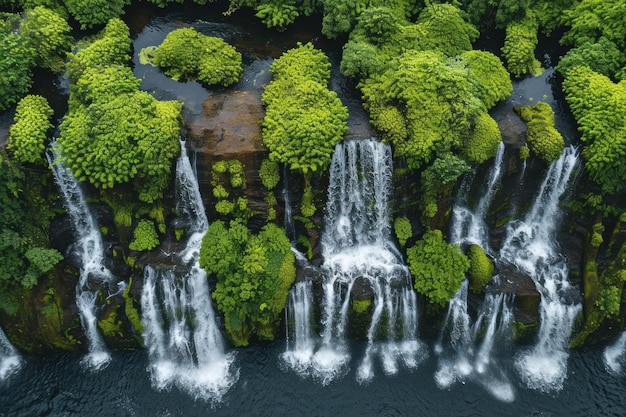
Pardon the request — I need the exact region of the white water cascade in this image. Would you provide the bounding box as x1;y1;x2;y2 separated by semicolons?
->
437;142;514;401
140;139;238;402
0;327;21;381
604;331;626;374
47;147;114;370
499;146;581;391
283;139;426;384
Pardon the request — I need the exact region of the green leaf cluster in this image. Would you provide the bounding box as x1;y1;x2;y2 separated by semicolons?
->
128;219;160;251
8;95;53;165
64;0;130;29
361;50;509;169
467;244;494;293
19;6;72;72
393;216;412;248
407;229;470;307
58;19;182;204
261;42;348;175
0;17;35;111
259;158;280;190
199;220;296;346
255;1;299;30
514;101;565;162
500;16;542;78
148;27;242;87
561;0;626;50
555;37;626;81
562;66;626;194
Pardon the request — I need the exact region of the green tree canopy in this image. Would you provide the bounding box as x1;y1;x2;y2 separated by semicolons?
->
261;43;348;175
19;6;72;72
407;229;470;306
199;220;296;346
562;66;626;194
148;27;242;87
500;16;542;78
8;95;53;165
555;37;626;81
0;16;35;111
560;0;626;49
64;0;130;29
514;101;565;162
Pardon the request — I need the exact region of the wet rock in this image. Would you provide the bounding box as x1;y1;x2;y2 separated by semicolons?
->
495;265;540;325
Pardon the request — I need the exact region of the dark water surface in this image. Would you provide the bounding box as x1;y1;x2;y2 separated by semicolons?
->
1;340;625;417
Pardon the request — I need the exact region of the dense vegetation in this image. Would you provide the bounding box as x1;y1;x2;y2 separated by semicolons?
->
1;0;626;350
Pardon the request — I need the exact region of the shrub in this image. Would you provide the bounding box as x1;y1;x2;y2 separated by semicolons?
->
467;244;494;292
514;101;564;162
8;95;53;165
128;219;160;251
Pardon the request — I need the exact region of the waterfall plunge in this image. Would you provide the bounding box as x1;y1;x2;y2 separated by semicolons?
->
500;146;581;392
0;328;21;381
140;140;238;403
437;143;515;402
283;139;426;384
48;146;115;370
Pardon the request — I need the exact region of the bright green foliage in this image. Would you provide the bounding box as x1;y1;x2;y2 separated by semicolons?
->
67;18;131;84
458;50;513;109
467;244;494;293
420;153;471;223
128;219;160;251
361;50;509;169
149;27;242;87
519;145;530;160
64;0;130;29
227;160;246;188
555;37;626;80
501;17;542;78
561;0;626;49
393;216;412;248
200;220;296;346
514;101;564;162
494;0;531;27
595;286;620;317
462;113;502;164
255;1;299;30
259;158;280;190
262;43;348;175
59;19;182;204
300;182;315;217
407;229;470;307
350;7;402;46
340;40;385;80
23;247;63;288
267;42;330;85
0;20;35;111
562;66;626;194
20;6;72;72
8;95;53;165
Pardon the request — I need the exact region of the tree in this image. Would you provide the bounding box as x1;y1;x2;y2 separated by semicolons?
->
199;220;296;346
0;17;35;111
560;0;626;49
261;43;348;175
407;229;470;306
20;6;72;72
514;101;565;162
64;0;130;29
8;95;53;165
562;66;626;194
148;27;242;87
501;16;542;78
555;37;626;80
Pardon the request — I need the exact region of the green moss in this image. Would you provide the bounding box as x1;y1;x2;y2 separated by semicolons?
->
512;320;539;343
467;244;494;293
123;277;144;338
352;298;372;314
97;306;123;338
175;228;185;241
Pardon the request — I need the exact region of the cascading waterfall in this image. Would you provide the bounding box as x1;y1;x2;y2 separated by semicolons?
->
437;142;514;401
499;146;581;391
604;331;626;374
283;139;426;384
140;139;237;402
451;141;505;252
0;328;21;381
47;146;114;370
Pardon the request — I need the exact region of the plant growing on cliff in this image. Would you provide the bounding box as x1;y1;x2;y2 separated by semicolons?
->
8;95;53;165
199;220;296;346
467;244;494;293
393;216;412;248
514;101;565;162
128;219;160;251
407;229;470;307
146;27;242;87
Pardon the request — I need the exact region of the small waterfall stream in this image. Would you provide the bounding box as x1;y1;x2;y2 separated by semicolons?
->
283;139;426;384
48;146;115;370
500;146;581;391
604;331;626;374
140;139;238;402
437;143;514;401
0;328;21;381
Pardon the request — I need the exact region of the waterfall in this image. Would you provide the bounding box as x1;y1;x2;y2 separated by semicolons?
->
451;141;505;253
499;146;581;391
283;139;426;384
47;146;114;370
282;281;315;373
438;142;514;401
282;165;296;245
0;328;21;381
604;331;626;374
140;139;238;402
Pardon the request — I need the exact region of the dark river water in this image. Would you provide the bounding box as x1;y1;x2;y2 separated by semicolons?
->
1;339;626;417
